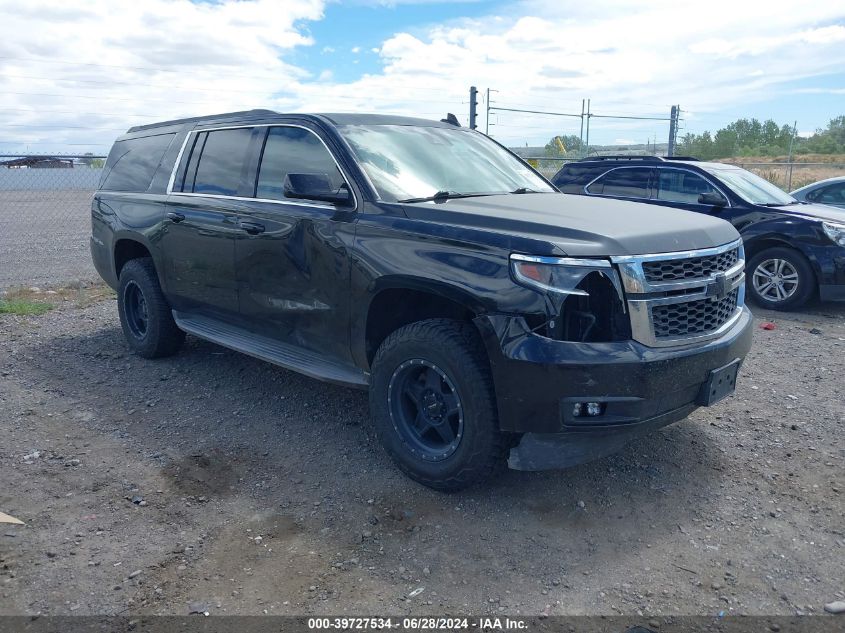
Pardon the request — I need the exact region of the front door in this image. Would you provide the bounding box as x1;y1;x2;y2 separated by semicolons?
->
234;125;358;363
649;168;731;217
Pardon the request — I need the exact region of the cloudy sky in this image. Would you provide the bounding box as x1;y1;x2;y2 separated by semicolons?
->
1;0;844;154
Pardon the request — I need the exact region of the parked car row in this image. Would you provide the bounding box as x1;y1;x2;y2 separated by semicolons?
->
552;157;845;310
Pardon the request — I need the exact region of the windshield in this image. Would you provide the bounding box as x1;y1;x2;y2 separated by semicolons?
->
338;124;554;202
702;165;796;206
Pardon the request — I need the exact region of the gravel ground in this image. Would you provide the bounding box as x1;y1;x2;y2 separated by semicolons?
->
0;290;843;617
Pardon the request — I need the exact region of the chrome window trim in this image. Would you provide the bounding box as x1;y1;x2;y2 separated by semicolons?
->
165;123;358;211
583;165;732;208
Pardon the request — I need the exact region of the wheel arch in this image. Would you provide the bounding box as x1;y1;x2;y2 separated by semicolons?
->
358;277;487;369
744;236;819;285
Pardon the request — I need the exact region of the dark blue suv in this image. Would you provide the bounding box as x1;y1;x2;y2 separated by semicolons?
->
552;156;845;310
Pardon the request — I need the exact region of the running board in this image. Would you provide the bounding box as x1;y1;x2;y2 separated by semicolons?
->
173;312;368;389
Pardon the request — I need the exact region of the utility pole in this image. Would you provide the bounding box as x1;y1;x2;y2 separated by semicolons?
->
485;88;491;135
469;86;478;130
579;99;585;157
667;105;679;157
584;99;591;157
787;120;797;191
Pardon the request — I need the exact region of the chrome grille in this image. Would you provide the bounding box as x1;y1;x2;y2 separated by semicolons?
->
652;289;739;339
642;248;739;282
611;239;746;347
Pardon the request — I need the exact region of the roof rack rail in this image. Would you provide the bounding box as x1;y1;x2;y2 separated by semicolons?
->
581;155;664;162
127;109;278;133
578;155;701;162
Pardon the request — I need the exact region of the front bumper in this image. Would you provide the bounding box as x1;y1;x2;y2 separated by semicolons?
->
474;307;754;470
819;284;845;302
806;243;845;301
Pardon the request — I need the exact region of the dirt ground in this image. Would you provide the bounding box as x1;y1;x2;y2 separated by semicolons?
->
1;288;843;617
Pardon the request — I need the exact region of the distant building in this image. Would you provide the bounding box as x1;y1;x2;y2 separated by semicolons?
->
0;156;74;169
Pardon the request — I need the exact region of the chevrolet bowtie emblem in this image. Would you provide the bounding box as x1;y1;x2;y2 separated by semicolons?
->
707;272;729;300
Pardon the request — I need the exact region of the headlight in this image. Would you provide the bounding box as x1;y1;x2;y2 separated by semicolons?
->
822;222;845;247
510;254;618;296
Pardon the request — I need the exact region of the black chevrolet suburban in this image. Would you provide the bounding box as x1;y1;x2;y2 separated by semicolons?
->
91;110;753;490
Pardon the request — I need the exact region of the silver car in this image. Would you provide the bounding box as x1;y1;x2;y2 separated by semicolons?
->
791;176;845;208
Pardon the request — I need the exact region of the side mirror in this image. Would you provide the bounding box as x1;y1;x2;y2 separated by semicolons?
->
698;191;727;207
283;173;352;206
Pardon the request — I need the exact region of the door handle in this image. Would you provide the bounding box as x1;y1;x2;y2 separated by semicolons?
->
239;221;265;235
166;212;185;223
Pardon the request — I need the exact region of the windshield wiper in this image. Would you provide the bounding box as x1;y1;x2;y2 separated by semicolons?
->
398;190;491;204
510;187;536;194
760;201;800;206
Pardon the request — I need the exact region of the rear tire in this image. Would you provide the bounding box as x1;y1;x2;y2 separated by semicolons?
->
369;319;506;491
746;246;815;311
117;258;185;358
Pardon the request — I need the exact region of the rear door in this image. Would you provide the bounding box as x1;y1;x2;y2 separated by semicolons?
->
584;166;654;201
234;124;358;363
161;126;259;317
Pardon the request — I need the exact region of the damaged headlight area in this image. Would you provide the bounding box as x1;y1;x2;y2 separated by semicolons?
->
510;254;631;343
822;221;845;247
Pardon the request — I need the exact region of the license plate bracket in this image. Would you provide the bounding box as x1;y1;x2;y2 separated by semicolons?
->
698;359;740;406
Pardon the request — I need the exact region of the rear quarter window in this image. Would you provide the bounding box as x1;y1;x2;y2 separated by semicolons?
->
553;163;601;193
99;133;176;192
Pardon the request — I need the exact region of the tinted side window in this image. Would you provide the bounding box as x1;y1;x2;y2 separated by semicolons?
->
814;183;845;205
100;133;176;192
191;128;253;196
256;127;345;200
586;167;651;198
553;163;601;193
656;170;718;204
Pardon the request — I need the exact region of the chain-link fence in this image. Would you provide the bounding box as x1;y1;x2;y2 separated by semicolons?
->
723;160;845;191
2;151;844;290
0;156;104;289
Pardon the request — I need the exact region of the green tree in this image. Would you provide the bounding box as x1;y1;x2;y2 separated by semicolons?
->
544;134;582;156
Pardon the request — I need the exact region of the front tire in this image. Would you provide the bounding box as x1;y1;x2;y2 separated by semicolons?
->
369;319;506;491
746;246;815;311
117;258;185;358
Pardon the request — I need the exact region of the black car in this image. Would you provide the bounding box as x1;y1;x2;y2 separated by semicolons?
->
91;111;752;490
552;156;845;310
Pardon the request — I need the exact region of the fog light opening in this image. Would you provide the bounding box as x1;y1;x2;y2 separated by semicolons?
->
573;401;605;418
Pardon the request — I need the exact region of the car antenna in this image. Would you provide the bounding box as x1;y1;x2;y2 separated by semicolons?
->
441;113;461;126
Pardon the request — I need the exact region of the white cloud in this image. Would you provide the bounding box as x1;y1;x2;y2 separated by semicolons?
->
0;0;325;151
1;0;844;151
